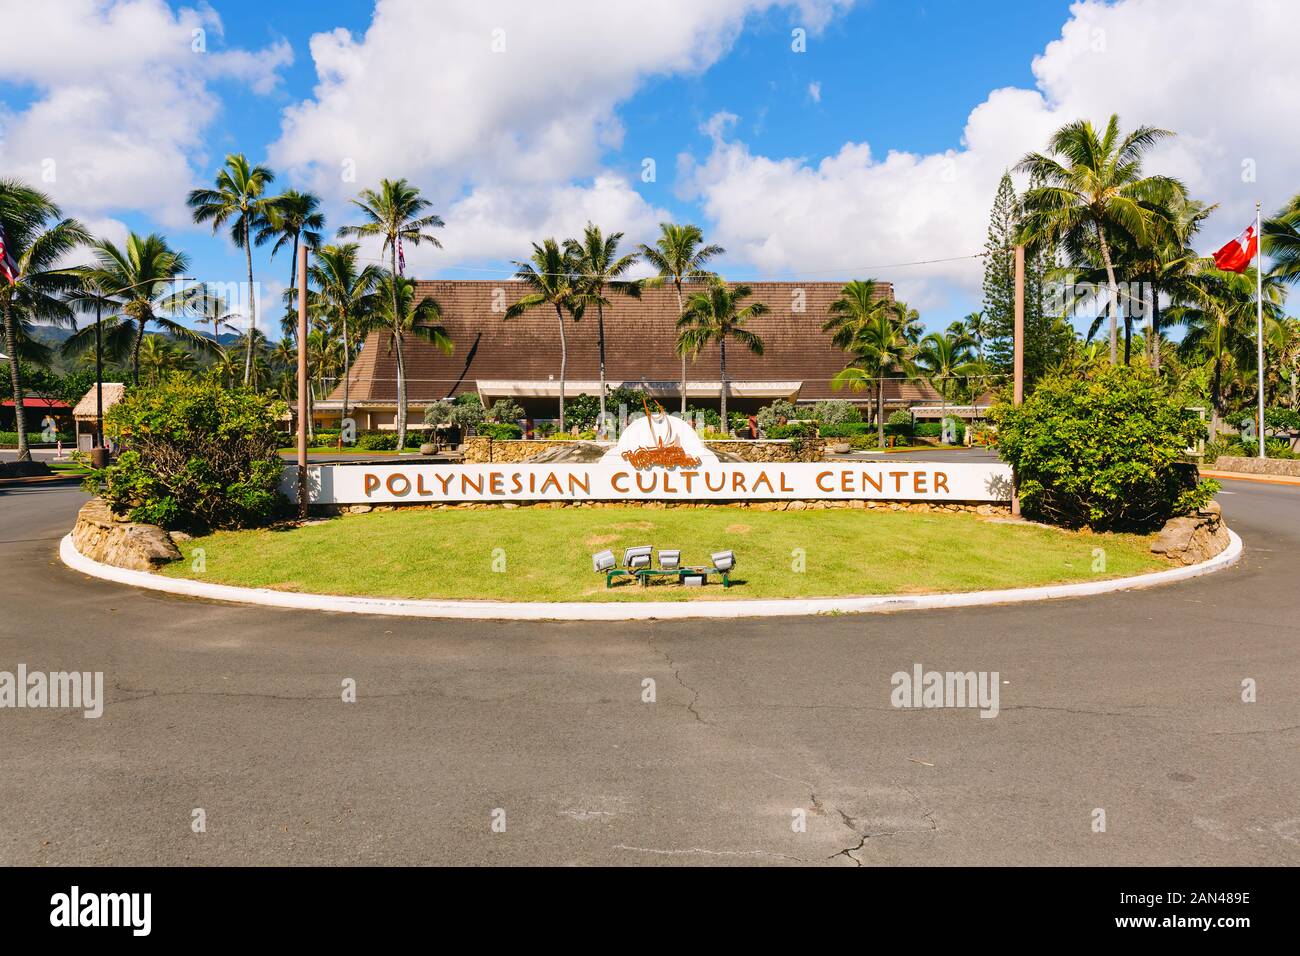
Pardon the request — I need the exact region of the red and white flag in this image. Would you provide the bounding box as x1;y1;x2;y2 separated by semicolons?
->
0;223;19;284
1212;222;1258;273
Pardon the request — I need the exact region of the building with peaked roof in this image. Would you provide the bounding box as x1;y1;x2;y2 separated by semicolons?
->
320;279;942;430
72;383;126;451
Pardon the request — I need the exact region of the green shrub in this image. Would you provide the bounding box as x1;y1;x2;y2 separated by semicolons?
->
485;398;523;423
994;364;1217;531
809;399;862;425
423;400;454;426
756;400;798;431
884;409;914;437
91;376;285;531
0;430;73;446
1232;438;1296;459
914;422;942;437
817;422;872;438
355;431;398;450
478;422;523;440
685;405;721;429
768;422;816;439
449;394;485;432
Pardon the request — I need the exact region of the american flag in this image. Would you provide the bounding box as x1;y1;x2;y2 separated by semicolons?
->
397;235;405;276
0;223;18;284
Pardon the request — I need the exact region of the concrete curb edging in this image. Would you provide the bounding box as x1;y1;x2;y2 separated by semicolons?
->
59;529;1243;622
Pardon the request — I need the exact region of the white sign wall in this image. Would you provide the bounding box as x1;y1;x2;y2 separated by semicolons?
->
284;462;1013;504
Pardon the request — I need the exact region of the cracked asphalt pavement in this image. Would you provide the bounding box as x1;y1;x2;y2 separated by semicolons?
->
1;480;1297;865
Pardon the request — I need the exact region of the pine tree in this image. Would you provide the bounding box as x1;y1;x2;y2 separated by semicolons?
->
982;171;1074;387
982;172;1018;376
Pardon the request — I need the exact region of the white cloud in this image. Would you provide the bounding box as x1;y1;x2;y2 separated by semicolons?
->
271;0;851;276
683;0;1300;314
808;81;821;103
0;0;292;225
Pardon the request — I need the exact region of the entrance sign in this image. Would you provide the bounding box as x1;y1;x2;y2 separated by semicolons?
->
286;461;1013;504
286;415;1012;505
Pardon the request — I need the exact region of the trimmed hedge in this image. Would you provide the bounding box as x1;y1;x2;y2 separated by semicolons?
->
477;422;523;440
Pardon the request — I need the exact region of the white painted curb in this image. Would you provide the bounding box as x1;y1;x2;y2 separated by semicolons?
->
60;529;1242;622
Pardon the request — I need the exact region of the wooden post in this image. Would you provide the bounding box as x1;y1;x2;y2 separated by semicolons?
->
1011;244;1025;517
296;242;309;518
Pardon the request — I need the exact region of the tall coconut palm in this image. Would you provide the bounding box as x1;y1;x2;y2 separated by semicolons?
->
1016;115;1184;364
307;243;383;425
828;309;916;447
960;310;987;362
916;330;979;435
338;178;443;440
676;280;768;427
504;239;585;429
187;154;276;384
1264;193;1300;287
63;233;213;385
356;274;451;450
822;279;894;350
638;223;724;413
1265;315;1300;410
137;335;195;385
1171;266;1284;438
258;189;325;341
566;223;641;430
0;179;88;460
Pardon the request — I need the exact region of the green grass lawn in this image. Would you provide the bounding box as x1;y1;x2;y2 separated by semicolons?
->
160;506;1166;603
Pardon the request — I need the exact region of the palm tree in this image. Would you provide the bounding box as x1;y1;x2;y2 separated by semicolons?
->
354;274;451;450
504;239;585;429
1172;265;1284;438
960;310;986;362
307;243;383;426
339;178;443;438
566;223;641;430
0;179;88;460
258;189;325;341
676;280;768;427
63;233;213;385
1264;192;1300;287
828;308;916;447
1016;115;1185;364
137;335;195;385
187;154;275;385
638;223;724;413
916;330;979;436
1265;315;1300;410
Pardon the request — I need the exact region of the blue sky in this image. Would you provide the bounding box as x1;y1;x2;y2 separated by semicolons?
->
2;0;1296;340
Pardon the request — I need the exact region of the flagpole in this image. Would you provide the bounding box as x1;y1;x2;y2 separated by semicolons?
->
1256;201;1266;460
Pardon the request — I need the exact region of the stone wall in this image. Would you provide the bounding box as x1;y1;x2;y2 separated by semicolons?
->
460;437;585;463
71;498;181;571
462;436;827;464
1149;501;1230;566
704;440;825;463
1210;455;1300;478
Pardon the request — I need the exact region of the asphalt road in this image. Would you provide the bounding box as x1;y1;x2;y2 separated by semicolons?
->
1;478;1296;866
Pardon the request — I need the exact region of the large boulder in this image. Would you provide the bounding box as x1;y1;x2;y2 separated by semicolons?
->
1149;501;1230;566
71;498;182;572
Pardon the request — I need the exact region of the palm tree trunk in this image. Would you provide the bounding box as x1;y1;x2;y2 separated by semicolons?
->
131;317;146;387
1123;309;1132;366
390;239;406;452
1096;222;1120;365
597;300;607;433
1211;352;1223;440
719;334;728;430
243;216;256;386
556;304;568;431
676;281;687;414
877;375;885;448
3;300;30;462
342;311;351;428
1151;290;1161;372
395;331;406;452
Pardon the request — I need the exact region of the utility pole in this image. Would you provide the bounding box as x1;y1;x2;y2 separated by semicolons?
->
296;242;309;518
1012;244;1025;517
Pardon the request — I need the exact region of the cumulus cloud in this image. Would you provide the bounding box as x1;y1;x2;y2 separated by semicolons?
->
0;0;292;225
683;0;1300;313
269;0;852;276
